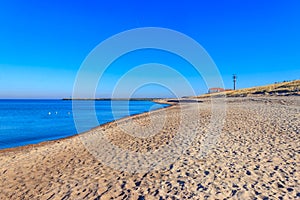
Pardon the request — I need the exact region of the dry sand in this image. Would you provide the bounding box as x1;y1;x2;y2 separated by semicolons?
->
0;96;299;199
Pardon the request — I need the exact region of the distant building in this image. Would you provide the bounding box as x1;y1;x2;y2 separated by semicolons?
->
208;87;225;93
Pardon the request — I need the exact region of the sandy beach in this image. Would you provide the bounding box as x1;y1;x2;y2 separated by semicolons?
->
0;96;299;199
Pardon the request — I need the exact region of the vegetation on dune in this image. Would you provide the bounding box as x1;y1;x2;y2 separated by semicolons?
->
197;80;300;98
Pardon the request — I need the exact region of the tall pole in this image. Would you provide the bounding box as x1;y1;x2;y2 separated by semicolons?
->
233;74;237;90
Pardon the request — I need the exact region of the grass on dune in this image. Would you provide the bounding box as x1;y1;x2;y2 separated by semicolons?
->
197;80;300;98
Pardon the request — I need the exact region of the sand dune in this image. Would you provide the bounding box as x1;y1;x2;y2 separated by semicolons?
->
198;79;300;97
0;96;299;199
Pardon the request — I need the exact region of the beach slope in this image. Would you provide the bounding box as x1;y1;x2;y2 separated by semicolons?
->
0;96;299;199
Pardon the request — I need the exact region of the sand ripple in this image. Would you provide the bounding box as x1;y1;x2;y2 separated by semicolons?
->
0;97;299;199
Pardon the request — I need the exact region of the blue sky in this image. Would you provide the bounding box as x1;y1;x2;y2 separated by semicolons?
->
0;0;299;98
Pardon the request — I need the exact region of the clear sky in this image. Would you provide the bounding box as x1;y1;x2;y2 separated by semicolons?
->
0;0;299;98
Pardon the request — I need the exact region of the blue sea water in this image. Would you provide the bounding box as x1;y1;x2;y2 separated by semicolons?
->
0;100;169;150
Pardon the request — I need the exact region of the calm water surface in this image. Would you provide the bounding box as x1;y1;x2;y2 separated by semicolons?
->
0;100;169;149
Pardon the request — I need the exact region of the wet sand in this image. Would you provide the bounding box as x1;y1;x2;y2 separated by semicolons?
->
0;96;299;199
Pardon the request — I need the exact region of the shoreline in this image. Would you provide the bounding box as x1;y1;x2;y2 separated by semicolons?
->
0;99;176;154
0;95;294;154
1;96;299;199
62;98;163;101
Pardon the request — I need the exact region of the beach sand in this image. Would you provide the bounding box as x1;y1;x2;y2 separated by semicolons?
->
0;97;299;199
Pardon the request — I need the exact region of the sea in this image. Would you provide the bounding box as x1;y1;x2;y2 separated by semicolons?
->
0;100;169;150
